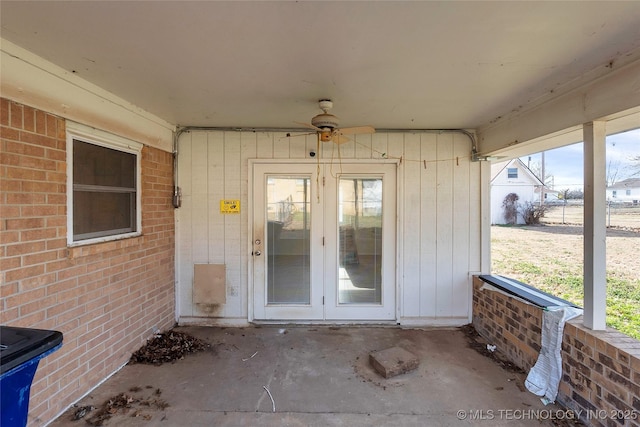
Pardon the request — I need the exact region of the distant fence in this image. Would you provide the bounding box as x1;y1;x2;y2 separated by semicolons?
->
542;201;640;228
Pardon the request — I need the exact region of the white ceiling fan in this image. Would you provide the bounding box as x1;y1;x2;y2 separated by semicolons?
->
296;100;375;144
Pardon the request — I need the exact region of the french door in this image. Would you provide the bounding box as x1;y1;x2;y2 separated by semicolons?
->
251;161;396;321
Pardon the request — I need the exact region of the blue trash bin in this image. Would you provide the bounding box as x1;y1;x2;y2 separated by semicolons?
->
1;326;63;427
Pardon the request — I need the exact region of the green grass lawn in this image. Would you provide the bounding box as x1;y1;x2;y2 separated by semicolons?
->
491;225;640;341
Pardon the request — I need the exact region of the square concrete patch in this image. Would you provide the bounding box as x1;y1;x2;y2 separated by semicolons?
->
369;346;419;378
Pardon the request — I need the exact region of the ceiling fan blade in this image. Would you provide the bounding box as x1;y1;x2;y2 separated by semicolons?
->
294;121;322;131
332;133;352;144
338;125;375;135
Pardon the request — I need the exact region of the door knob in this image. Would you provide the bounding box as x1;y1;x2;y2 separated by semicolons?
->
254;251;261;256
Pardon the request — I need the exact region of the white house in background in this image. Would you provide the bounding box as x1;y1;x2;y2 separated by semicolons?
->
543;188;562;202
490;158;545;224
606;178;640;204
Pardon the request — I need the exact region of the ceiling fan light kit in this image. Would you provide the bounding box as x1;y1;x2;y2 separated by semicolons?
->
311;113;340;130
301;99;376;144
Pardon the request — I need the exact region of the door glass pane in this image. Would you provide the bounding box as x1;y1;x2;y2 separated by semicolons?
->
338;177;383;304
266;176;311;304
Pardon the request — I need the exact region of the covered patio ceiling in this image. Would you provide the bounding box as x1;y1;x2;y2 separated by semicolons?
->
1;1;639;155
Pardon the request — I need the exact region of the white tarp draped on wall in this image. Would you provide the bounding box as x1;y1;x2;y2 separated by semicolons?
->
525;306;583;403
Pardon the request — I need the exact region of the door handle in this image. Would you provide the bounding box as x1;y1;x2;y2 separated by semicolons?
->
254;251;261;256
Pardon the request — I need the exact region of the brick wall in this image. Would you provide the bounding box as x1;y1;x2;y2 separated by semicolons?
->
1;98;176;426
472;276;542;371
561;323;640;427
472;277;640;427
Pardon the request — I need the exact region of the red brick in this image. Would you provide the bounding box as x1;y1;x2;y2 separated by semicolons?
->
46;299;77;318
5;264;45;282
45;278;78;297
17;272;56;291
0;282;20;298
20;130;59;148
0;125;20;141
57;265;88;281
46;113;57;137
10;102;23;128
56;118;66;139
21;205;58;217
1;152;20;166
23;250;58;266
6;286;46;309
22;228;58;242
6;241;46;257
22;180;60;193
46;238;67;251
20;294;57;316
0;99;9;126
3;139;46;157
6;217;45;230
0;306;19;324
0;230;20;244
35;110;46;134
47;192;66;204
46;216;66;228
0;179;22;194
6;188;48;202
23;105;36;132
45;147;66;162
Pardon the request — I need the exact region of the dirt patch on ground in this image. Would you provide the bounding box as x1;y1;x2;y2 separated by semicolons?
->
129;330;209;365
68;331;208;424
72;386;169;425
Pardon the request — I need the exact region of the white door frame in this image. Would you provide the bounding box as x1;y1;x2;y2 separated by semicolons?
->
248;159;399;323
324;163;397;320
251;162;324;320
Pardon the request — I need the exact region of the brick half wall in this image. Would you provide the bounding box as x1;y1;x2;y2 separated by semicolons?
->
1;98;176;425
472;276;640;427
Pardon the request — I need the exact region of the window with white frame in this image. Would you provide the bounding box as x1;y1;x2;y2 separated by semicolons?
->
67;122;142;245
507;168;518;179
626;189;631;196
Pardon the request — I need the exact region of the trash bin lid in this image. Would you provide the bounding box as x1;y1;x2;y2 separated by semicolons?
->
1;326;63;374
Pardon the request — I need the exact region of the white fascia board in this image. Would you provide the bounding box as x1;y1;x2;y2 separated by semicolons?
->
0;39;175;152
477;57;640;157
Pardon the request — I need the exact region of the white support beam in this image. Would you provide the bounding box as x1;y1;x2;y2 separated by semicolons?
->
477;58;640;156
583;121;607;331
480;161;491;274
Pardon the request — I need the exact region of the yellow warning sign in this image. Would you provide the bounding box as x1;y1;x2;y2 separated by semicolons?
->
220;199;240;214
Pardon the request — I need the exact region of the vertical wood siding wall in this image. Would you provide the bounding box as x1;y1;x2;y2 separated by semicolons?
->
177;130;481;323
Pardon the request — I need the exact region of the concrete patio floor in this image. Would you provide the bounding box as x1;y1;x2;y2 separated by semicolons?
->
50;326;572;426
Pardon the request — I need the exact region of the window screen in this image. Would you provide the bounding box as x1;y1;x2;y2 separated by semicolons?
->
72;140;137;241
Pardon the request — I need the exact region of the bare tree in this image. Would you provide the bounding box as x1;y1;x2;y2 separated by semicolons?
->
528;159;554;187
606;159;622;187
630;155;640;177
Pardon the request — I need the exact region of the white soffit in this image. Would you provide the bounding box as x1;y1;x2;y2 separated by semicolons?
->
1;1;639;136
1;39;175;151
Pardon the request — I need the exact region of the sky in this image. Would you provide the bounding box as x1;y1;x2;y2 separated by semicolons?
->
520;128;640;190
